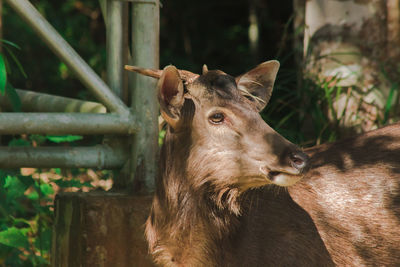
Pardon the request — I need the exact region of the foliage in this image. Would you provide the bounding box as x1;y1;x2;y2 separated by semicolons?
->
0;169;53;266
380;66;400;125
0;53;6;93
0;134;109;266
0;166;100;266
0;40;23;111
0;38;99;265
45;135;83;144
3;0;105;100
1;2;111;263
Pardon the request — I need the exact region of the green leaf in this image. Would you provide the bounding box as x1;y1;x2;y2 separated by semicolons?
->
384;83;397;123
46;135;83;143
158;129;166;146
8;138;31;147
3;46;27;78
0;227;30;249
5;83;22;112
275;111;296;129
40;183;54;196
0;39;21;50
27;254;50;266
10;217;31;228
3;53;11;75
58;62;69;79
30;134;47;145
4;176;27;199
0;54;7;95
34;228;52;252
17;175;35;188
27;190;38;201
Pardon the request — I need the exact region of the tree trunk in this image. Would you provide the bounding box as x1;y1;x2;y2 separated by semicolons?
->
303;0;400;136
248;0;260;65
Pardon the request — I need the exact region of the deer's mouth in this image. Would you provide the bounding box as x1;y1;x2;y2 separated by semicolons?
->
236;169;303;191
260;166;304;187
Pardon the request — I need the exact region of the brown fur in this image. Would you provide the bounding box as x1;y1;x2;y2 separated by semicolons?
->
145;121;335;267
289;123;400;266
144;62;333;266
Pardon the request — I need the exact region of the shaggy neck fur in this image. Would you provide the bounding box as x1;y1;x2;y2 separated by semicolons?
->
145;127;241;267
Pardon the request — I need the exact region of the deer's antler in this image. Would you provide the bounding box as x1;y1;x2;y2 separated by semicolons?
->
125;65;199;84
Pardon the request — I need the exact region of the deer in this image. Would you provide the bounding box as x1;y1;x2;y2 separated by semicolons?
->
126;61;335;266
288;123;400;266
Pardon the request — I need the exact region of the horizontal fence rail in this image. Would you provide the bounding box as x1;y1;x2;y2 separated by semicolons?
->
0;89;107;113
0;145;128;168
5;0;130;115
0;113;139;134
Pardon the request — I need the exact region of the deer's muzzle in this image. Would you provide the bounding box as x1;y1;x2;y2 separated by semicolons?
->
259;150;309;186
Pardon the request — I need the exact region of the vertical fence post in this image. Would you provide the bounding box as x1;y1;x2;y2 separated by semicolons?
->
106;0;124;99
129;0;160;193
105;0;129;189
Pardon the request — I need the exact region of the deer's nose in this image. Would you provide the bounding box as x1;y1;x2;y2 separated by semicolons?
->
289;151;309;172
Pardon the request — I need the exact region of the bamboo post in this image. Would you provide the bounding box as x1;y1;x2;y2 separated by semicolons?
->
0;113;137;134
106;0;124;99
129;0;160;193
104;0;131;189
0;144;128;168
0;89;107;113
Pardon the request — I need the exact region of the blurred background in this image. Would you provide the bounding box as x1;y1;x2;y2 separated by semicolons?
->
1;0;400;265
3;0;300;140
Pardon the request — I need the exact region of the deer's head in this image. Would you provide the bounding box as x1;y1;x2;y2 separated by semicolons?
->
126;61;308;206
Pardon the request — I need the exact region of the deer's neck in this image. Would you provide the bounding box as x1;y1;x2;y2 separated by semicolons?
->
145;130;239;266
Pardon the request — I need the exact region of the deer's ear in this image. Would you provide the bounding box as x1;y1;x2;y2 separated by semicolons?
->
236;60;280;111
158;65;185;128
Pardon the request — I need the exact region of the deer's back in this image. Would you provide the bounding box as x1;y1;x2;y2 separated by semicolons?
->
290;123;400;266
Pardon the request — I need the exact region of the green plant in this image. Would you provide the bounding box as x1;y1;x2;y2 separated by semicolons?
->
0;39;24;111
0;169;53;266
262;65;358;147
0;134;102;266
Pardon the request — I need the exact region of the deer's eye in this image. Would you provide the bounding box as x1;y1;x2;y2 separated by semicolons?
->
209;113;225;124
